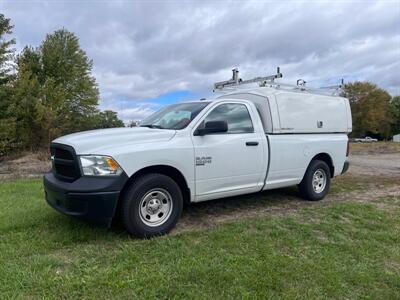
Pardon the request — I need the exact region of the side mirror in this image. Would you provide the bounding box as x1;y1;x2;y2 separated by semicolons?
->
195;120;228;136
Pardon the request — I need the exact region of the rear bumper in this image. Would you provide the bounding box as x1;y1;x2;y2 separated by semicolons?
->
44;172;128;226
341;161;350;175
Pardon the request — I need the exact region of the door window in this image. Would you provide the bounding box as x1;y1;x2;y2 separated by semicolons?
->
202;103;254;133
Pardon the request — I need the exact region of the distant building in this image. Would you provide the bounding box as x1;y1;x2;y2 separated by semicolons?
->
393;134;400;142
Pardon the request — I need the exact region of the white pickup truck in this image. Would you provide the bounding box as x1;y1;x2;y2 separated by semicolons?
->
353;136;378;142
44;82;352;238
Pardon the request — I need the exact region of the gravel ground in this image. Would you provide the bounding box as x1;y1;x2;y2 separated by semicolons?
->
349;153;400;175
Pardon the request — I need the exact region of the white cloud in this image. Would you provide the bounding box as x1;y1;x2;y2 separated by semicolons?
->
116;107;156;123
100;101;160;123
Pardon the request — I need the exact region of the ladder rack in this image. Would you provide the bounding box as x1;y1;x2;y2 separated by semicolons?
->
213;67;283;91
213;67;344;97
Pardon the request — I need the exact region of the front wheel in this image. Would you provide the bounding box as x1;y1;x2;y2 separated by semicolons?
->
298;160;331;201
121;173;183;238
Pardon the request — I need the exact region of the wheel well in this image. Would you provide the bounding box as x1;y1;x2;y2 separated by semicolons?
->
120;165;191;205
311;153;334;177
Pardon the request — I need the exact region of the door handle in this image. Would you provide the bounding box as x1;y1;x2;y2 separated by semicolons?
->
246;141;259;146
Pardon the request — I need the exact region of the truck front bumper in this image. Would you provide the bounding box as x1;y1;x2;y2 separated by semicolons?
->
44;172;128;227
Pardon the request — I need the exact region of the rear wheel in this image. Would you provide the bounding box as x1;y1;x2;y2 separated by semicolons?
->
299;160;331;201
121;173;183;238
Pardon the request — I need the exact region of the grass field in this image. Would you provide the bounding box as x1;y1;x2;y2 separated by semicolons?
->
0;179;399;299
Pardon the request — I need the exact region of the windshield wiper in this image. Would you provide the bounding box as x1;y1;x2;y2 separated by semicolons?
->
140;124;165;129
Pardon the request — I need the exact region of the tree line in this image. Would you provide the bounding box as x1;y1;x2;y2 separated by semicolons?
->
343;82;399;139
1;13;399;156
0;14;123;155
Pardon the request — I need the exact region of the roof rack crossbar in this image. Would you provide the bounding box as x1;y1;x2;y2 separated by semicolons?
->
320;78;344;90
213;67;282;91
263;82;343;96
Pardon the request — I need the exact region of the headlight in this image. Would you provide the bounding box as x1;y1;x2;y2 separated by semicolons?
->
79;155;123;176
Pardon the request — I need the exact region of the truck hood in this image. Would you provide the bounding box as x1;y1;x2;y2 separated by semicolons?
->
53;127;176;154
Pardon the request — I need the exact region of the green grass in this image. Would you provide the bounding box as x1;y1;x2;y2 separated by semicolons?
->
330;173;400;194
0;179;399;299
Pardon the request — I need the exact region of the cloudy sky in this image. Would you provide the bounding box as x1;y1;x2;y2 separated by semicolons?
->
1;0;399;122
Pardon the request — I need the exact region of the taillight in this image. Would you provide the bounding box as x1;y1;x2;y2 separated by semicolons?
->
346;139;350;157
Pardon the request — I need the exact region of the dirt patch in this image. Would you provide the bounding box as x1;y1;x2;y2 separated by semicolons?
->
349;153;400;176
0;152;51;180
351;141;400;155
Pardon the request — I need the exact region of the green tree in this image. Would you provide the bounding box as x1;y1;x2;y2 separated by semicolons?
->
390;96;400;135
11;29;101;149
343;82;393;139
11;29;124;150
0;14;15;93
1;21;125;153
96;110;124;128
0;14;16;154
40;29;100;138
11;47;43;149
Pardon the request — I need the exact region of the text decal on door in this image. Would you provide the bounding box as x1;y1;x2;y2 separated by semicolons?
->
196;156;212;166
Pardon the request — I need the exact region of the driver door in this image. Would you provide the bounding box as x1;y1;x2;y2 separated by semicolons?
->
191;102;264;201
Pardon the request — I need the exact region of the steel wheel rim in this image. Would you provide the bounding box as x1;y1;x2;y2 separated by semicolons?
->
139;188;173;227
312;169;327;193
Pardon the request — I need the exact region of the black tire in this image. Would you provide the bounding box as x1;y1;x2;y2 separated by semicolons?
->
121;173;183;238
298;160;331;201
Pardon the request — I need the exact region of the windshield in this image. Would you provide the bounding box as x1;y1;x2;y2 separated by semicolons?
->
140;102;209;130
